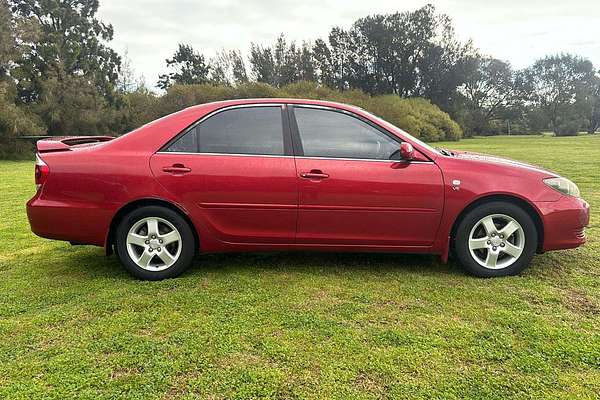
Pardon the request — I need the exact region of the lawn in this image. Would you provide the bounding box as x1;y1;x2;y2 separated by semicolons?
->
0;135;598;399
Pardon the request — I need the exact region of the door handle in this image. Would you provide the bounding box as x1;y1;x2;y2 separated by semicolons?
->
162;164;191;174
300;169;329;180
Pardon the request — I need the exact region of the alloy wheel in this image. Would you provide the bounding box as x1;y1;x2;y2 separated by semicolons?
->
126;217;182;271
468;213;525;270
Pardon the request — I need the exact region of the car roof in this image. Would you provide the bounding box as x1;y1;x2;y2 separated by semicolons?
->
182;98;364;115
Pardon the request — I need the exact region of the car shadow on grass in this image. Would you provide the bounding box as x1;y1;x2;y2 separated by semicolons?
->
193;251;462;278
64;247;462;281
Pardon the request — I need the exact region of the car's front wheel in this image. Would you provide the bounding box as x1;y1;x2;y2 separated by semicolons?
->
454;201;538;277
115;206;195;280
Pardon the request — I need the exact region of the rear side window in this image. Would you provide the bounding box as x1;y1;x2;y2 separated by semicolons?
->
165;128;197;152
165;106;285;155
293;107;400;160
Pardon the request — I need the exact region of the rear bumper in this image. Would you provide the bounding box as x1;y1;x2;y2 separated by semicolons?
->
27;192;111;247
536;196;590;251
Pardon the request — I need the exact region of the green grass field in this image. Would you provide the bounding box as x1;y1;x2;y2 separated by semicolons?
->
0;135;598;399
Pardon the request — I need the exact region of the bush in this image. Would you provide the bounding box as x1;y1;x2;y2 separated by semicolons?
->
0;79;463;158
0;82;45;159
129;81;461;142
369;96;462;141
117;89;159;133
280;81;372;108
156;84;236;117
554;122;580;136
234;82;283;99
554;114;582;136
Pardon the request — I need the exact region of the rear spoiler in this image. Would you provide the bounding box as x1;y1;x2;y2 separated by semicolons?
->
35;136;115;153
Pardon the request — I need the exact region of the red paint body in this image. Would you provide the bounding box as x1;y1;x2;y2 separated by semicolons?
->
27;99;590;259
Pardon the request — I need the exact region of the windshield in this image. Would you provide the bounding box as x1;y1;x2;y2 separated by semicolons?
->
360;109;441;155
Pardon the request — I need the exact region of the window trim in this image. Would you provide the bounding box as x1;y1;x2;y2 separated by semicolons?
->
288;104;404;160
158;151;432;164
159;103;293;156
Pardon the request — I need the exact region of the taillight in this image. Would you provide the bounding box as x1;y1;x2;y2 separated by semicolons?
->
35;153;49;190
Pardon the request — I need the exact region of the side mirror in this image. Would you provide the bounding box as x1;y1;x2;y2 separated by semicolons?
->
399;142;415;161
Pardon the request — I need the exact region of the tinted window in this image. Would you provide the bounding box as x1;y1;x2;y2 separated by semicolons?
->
165;106;284;155
165;128;197;152
294;107;400;160
199;106;284;155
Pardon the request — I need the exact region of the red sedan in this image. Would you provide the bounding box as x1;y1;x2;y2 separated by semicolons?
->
27;99;590;280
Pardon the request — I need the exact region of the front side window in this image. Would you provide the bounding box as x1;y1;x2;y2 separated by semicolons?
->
165;106;285;155
293;107;400;160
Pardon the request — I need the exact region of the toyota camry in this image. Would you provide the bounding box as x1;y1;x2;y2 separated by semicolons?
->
27;99;590;280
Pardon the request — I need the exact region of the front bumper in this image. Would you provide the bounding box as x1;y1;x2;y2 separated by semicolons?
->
536;195;590;251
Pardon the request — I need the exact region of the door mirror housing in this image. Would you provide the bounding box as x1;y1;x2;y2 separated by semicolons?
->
400;142;415;161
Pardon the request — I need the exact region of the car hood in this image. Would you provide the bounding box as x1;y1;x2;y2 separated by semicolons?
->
449;150;559;177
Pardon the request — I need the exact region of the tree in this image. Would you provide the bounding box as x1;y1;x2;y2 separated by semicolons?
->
0;0;44;156
209;49;248;86
10;0;121;102
157;44;210;90
117;49;145;93
249;34;316;87
35;74;116;135
6;0;122;138
459;56;519;135
313;38;335;88
313;29;353;91
521;54;596;135
0;82;45;157
314;5;473;112
418;15;476;111
0;0;14;81
249;44;275;85
2;0;40;81
583;72;600;133
298;44;316;82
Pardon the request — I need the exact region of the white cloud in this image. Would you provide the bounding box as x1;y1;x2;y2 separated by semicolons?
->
97;0;600;90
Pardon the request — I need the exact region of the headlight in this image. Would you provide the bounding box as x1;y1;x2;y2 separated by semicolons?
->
543;177;580;197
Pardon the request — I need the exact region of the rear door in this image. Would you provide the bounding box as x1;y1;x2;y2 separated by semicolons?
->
150;104;298;244
290;105;444;247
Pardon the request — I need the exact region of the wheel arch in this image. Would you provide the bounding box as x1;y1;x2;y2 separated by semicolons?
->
450;194;544;253
105;198;200;256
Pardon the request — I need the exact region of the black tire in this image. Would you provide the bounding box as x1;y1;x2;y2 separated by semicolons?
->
115;206;195;280
454;201;538;277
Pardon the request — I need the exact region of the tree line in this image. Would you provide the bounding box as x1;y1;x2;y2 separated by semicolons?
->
1;0;599;158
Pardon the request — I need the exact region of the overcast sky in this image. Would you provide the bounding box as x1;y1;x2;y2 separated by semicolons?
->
97;0;600;90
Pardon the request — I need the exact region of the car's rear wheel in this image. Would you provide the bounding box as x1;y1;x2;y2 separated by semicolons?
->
115;206;195;280
454;201;538;277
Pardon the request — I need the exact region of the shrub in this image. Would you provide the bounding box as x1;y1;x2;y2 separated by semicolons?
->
554;121;580;136
280;81;372;108
118;89;159;132
0;82;45;159
369;96;462;141
134;82;461;142
554;114;582;136
233;82;280;99
156;84;236;117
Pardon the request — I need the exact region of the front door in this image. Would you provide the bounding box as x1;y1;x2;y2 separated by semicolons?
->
151;105;298;244
290;105;444;247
